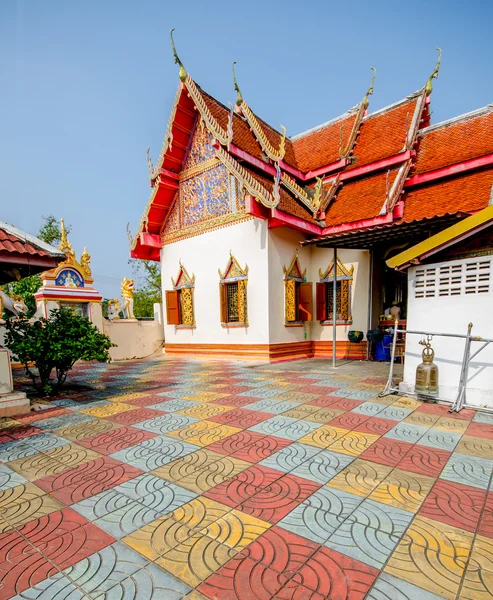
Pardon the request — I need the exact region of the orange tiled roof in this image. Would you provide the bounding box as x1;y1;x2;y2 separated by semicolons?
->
414;108;493;175
291;112;359;173
198;88;298;168
402;168;493;223
324;169;399;226
346;99;418;170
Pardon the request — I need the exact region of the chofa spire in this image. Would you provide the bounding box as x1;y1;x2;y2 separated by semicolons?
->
362;67;377;109
425;48;442;95
170;28;187;82
232;62;243;107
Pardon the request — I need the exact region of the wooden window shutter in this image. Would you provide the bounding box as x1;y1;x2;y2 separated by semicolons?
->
285;279;297;322
316;282;327;321
165;290;180;325
219;283;228;323
299;282;313;322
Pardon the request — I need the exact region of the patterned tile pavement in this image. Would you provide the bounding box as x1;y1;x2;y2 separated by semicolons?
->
2;358;493;599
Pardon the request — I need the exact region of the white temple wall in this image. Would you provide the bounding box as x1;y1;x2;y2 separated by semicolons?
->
401;257;493;407
161;218;270;345
310;248;370;342
267;227;312;344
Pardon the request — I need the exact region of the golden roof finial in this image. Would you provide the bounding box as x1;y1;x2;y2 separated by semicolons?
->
80;246;92;278
232;62;243;106
278;125;287;160
425;48;442;95
363;67;377;109
59;219;76;265
170;29;187;83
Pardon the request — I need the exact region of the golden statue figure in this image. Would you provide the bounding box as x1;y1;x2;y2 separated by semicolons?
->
80;247;92;278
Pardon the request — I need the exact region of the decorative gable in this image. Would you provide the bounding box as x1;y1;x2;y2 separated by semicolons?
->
219;251;248;282
172;261;195;288
283;249;307;281
320;257;354;281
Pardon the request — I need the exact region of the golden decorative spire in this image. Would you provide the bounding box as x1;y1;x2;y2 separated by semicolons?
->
170;29;187;82
59;219;76;264
425;48;442;95
362;67;377;109
232;62;243;106
278;125;287;160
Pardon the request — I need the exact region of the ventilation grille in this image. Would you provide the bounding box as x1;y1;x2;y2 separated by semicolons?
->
415;259;491;299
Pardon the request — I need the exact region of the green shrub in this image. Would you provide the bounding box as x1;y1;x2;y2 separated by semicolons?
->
4;308;115;394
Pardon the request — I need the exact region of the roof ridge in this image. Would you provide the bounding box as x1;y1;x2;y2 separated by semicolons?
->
0;221;65;256
419;103;493;135
290;106;360;141
363;89;424;121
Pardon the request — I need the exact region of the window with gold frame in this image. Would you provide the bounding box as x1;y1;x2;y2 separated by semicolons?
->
317;258;353;324
219;252;248;326
165;262;195;327
283;250;313;324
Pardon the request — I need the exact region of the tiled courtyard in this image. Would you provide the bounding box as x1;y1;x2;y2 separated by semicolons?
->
1;358;493;599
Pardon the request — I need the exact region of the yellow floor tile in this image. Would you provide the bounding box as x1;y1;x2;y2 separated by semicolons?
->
304;408;346;424
404;516;474;559
0;495;64;533
167;420;220;442
80;402;137;417
455;435;493;460
54;419;122;441
201;509;271;549
328;431;380;457
0;482;46;508
392;397;423;410
328;458;393;497
184;425;242;447
123;514;192;560
176;403;234;420
181;392;229;402
403;412;440;427
282;405;321;420
385;529;468;600
299;425;349;448
156;533;238;587
435;417;470;434
152;449;223;485
461;535;493;599
369;468;435;513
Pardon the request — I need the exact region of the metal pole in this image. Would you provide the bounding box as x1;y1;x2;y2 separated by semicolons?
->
451;323;473;413
332;247;337;368
366;248;373;361
380;318;399;396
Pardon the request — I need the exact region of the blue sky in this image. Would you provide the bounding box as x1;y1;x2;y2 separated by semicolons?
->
2;0;492;298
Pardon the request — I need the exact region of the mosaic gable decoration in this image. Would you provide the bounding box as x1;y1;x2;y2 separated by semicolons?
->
319;257;354;281
55;269;84;288
283;249;307;282
161;124;248;244
219;251;248;282
172;261;195;288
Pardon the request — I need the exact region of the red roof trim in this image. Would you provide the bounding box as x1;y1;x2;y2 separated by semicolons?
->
405;152;493;187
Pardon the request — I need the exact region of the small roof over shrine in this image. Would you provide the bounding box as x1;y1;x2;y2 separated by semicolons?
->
0;221;65;285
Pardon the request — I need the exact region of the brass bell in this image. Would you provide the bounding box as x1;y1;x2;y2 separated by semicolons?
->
415;337;439;396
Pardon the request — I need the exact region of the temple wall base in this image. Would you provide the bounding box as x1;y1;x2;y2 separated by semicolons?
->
104;320;164;360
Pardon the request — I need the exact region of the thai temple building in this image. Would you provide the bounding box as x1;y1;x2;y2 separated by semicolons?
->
131;35;493;396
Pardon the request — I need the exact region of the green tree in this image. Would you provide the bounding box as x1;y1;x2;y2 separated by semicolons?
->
38;214;71;246
129;259;162;318
4;308;114;395
5;215;71;317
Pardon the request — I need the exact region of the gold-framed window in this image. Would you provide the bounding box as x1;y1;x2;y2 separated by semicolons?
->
165;262;195;326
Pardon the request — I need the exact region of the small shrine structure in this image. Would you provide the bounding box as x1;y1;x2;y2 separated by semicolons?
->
34;220;104;331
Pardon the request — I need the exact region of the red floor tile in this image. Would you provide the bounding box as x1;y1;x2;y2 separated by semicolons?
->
354;417;398;435
206;430;267;457
329;412;369;430
232;436;293;464
77;426;157;454
329;399;364;411
466;421;493;440
205;465;284;509
294;546;378;599
107;407;165;425
239;474;320;524
306;397;339;408
4;424;43;440
297;386;338;395
0;521;114;597
125;395;163;407
34;456;143;505
17;408;71;423
15;508;89;548
479;492;493;538
397;444;451;478
419;479;486;533
415;403;450;416
209;409;272;428
360;437;413;467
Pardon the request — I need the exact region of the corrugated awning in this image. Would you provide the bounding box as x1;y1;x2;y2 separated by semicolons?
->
386;205;493;270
